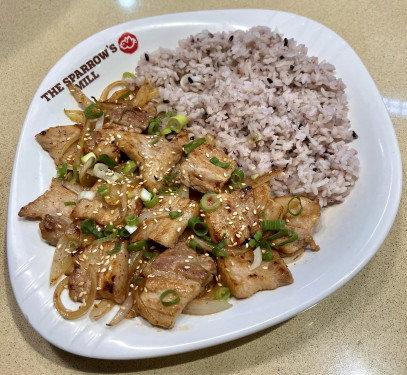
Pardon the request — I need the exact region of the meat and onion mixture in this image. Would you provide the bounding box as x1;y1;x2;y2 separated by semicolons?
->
19;77;321;329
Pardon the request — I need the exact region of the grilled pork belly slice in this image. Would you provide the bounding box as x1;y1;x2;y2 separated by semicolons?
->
135;243;216;328
111;129;189;190
205;187;258;246
72;181;143;226
273;196;321;254
179;143;237;193
218;250;293;298
131;195;199;248
69;241;129;305
36;125;82;165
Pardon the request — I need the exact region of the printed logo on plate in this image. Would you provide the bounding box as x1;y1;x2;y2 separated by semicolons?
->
118;32;138;54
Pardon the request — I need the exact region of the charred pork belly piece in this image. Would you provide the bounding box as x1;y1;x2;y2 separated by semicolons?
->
179;143;237;193
218;250;293;298
105;129;189;190
135;242;216;328
131;195;199;248
72;181;143;226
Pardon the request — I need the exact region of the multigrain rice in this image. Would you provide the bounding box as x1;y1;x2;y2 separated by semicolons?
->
135;26;359;206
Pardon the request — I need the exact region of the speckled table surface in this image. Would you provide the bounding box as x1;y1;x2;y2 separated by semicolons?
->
1;1;406;374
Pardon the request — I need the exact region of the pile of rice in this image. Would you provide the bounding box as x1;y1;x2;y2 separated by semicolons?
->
135;26;359;206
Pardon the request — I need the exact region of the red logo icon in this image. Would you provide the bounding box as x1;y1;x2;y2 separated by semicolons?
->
118;32;138;54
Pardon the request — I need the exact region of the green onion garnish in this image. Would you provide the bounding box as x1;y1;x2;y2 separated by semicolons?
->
143;191;159;208
169;211;184;219
231;169;244;186
163;171;179;183
200;193;221;212
120;91;131;100
106;242;121;255
80;218;103;239
215;287;231;300
104;224;116;236
70;163;78;184
128;240;148;252
84;103;103;119
97;185;109;197
57;162;68;179
189;240;201;253
64;201;76;206
183;138;206;154
274;230;298;247
253;230;262;242
122;72;135;80
151;139;159;145
118;108;138;122
212;234;229;258
159;128;172;135
122;160;137;175
69;243;77;250
125;214;139;227
93;154;116;169
148;110;176;135
159;186;179;195
160;289;180;306
260;241;274;260
81;152;96;164
262;217;285;231
247;132;260;145
287;196;303;216
168;114;188;133
133;276;143;285
209;157;231;168
118;227;131;238
188;217;208;237
143;251;155;259
266;230;290;243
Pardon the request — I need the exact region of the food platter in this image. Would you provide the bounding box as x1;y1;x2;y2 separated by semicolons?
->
7;9;402;359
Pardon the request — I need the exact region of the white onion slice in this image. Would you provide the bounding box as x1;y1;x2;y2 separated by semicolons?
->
78;191;96;201
249;247;262;270
124;225;138;235
107;292;134;326
94;114;104;131
156;103;169;114
93;163;122;182
183;298;232;315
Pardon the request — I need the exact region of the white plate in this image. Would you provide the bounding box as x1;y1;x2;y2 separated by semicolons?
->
7;9;402;359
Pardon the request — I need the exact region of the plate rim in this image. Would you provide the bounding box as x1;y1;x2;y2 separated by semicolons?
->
7;8;403;359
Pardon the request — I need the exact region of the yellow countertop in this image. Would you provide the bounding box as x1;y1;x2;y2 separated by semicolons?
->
1;1;406;374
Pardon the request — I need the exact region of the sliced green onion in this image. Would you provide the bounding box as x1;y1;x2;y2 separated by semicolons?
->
266;230;290;243
128;240;148;252
122;160;137;175
231;169;244;186
183;138;206;154
253;230;262;242
168;114;188;132
160;289;180;306
215;287;230;300
70;243;77;250
169;211;183;219
122;72;135;80
94;154;116;169
143;251;155;259
70;163;78;184
84;103;103;119
159;128;172;135
212;234;229;258
125;214;139;226
260;241;274;261
209;157;231;168
188;217;208;237
151;139;159;145
140;188;152;202
163;171;179;183
287;196;303;216
104;224;116;236
97;185;109;197
200;193;221;212
57;163;68;179
81;152;96;164
159;186;179;195
148;120;160;135
127;191;136;198
262;215;285;231
118;227;131;238
120;91;131;100
80;218;103;239
64;201;76;206
143;192;159;208
274;230;298;247
247;132;260;145
189;240;201;253
133;276;143;285
251;173;259;180
118;108;138;122
106;242;121;255
249;238;258;248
